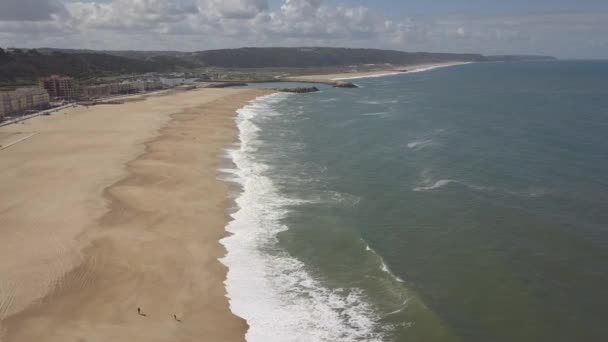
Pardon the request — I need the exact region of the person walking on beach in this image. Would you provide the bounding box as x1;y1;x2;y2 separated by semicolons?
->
173;314;181;322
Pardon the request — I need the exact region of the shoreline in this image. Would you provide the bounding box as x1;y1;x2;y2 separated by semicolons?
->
0;61;472;341
287;61;472;83
332;62;472;80
0;87;271;342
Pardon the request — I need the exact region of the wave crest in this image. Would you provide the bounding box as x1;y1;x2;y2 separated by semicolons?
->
413;179;455;192
407;139;435;150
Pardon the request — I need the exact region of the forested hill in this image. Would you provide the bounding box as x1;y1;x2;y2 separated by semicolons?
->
189;47;487;68
36;47;492;68
38;47;556;68
1;46;557;85
0;48;190;85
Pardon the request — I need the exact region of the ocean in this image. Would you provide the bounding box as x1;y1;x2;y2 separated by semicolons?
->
220;61;608;342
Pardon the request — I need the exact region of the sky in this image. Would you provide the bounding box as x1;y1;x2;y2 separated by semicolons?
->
1;0;607;58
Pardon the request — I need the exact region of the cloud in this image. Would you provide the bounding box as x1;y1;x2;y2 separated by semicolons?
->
207;0;269;19
65;0;201;31
417;12;608;56
0;0;607;58
0;0;65;21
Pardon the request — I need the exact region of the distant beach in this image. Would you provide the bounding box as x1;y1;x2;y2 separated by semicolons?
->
286;62;472;83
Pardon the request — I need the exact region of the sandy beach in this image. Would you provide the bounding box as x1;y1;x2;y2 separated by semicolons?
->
287;62;470;82
0;87;271;342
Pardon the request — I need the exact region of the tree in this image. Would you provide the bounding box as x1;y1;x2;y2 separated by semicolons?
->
0;47;11;64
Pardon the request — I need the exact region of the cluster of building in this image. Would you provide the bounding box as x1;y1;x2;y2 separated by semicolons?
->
1;74;202;121
80;80;164;100
0;87;50;120
37;75;166;101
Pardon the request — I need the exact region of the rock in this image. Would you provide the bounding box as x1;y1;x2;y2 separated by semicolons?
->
205;82;248;88
275;87;320;93
333;82;358;88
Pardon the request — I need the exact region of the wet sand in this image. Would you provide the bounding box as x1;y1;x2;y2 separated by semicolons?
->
0;87;271;342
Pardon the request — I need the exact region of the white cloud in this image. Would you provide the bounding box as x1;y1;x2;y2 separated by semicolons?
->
206;0;269;19
0;0;607;58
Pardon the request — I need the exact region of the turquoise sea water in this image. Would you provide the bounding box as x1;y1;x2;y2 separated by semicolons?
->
222;61;608;342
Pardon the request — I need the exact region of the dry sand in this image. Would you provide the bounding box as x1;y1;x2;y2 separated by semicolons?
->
0;87;271;342
287;62;470;82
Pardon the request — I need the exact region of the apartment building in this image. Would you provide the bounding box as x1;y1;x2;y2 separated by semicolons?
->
0;87;50;120
39;75;78;100
81;80;164;100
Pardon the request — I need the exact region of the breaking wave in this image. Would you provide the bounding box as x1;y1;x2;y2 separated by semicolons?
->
221;94;385;342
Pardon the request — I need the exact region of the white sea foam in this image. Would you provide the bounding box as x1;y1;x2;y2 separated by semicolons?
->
526;187;550;197
414;169;497;193
384;300;410;317
357;99;398;105
413;179;455;192
361;112;391;118
221;94;384;342
407;139;435;150
363;241;405;283
414;177;548;198
320;98;338;103
321;191;362;206
504;186;551;198
413;178;496;192
380;261;405;283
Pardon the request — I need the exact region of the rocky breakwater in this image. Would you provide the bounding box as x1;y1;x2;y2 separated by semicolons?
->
274;87;320;93
205;82;248;88
333;81;359;88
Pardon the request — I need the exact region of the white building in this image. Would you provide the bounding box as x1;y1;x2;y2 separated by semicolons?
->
159;77;197;87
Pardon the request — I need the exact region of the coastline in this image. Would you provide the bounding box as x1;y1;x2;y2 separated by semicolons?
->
287;61;472;82
0;87;271;342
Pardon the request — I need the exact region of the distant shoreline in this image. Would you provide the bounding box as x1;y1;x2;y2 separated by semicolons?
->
285;61;473;83
332;62;472;80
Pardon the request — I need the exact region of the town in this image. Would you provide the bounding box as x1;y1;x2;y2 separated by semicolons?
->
0;73;209;124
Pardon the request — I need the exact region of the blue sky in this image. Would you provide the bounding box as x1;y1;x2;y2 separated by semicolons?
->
1;0;607;58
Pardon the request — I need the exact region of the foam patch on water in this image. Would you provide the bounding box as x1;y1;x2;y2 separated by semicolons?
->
320;98;338;103
363;241;405;283
357;99;399;105
413;179;455;192
361;112;390;117
221;94;385;342
407;139;436;150
413;170;495;193
413;171;551;198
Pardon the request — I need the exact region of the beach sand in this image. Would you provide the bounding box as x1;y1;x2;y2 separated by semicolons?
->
0;87;271;342
287;62;470;82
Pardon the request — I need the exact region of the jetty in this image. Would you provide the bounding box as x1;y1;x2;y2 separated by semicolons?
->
202;80;358;90
273;86;320;93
